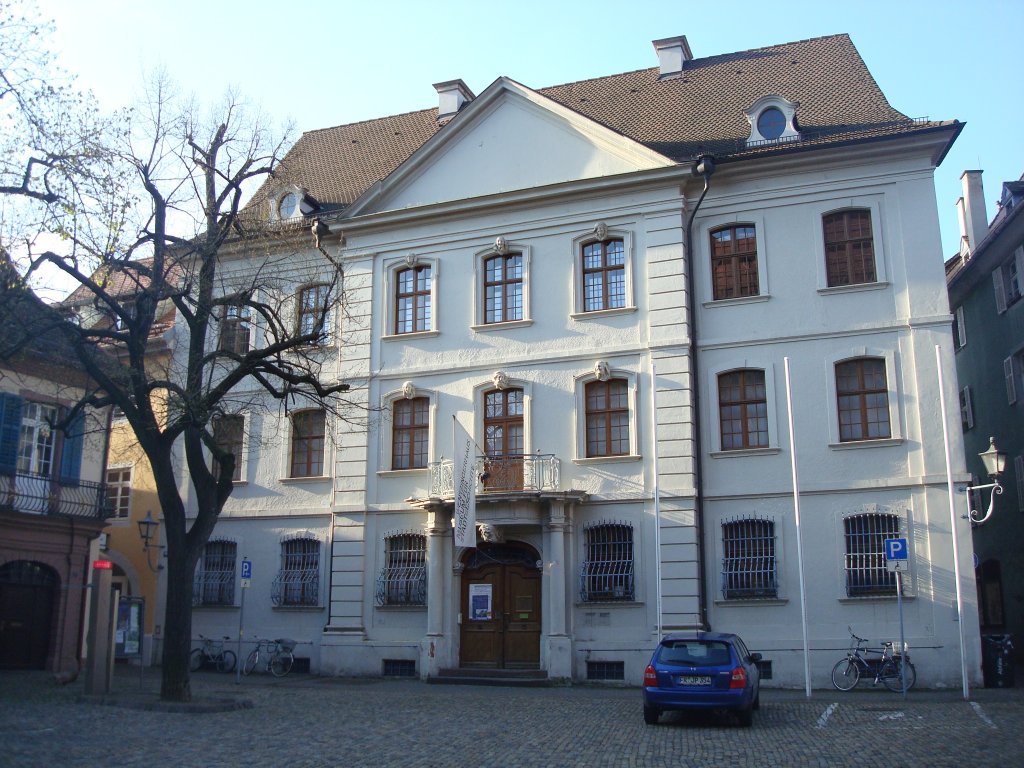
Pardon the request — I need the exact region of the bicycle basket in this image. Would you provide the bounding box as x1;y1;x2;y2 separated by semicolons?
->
277;638;297;652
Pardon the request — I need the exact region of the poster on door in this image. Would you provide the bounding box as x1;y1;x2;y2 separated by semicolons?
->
469;583;493;620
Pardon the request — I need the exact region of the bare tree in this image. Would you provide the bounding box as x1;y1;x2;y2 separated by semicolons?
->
1;5;355;699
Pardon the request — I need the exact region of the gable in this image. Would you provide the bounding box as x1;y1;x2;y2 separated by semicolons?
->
355;81;674;215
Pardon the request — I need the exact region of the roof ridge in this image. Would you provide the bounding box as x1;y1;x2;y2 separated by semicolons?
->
302;106;439;137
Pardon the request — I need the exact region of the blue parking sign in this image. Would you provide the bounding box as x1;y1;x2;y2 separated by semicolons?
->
241;559;252;579
884;538;908;561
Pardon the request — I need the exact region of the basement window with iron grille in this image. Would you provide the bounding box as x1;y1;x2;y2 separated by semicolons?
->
580;522;634;602
721;517;778;600
586;660;625;681
272;537;320;607
843;513;900;597
383;659;417;677
376;533;427;606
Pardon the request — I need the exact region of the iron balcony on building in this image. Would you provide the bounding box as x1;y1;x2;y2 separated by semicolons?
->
0;471;107;520
429;454;561;498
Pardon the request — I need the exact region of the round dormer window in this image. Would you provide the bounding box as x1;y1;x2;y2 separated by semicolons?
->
278;192;298;220
756;107;786;141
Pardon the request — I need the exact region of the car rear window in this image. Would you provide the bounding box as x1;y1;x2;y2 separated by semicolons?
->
658;641;733;667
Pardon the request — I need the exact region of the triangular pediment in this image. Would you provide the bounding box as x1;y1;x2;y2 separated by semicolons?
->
347;78;674;216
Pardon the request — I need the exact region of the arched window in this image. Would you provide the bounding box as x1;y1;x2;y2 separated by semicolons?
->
585;379;629;457
721;517;777;599
193;539;236;606
376;533;427;606
835;358;890;442
710;225;759;300
823;209;876;287
272;536;320;607
718;369;768;450
843;513;899;597
580;522;634;601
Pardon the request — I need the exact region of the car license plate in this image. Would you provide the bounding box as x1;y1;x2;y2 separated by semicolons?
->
678;675;712;686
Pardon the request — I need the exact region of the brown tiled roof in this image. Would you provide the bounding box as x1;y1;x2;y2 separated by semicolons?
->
253;33;956;215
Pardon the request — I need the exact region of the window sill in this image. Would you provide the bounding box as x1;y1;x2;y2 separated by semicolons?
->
714;597;788;607
375;604;427;611
703;294;770;309
574;454;642;466
382;330;440;342
470;319;534;332
710;447;781;459
570;306;637;321
279;475;332;484
817;281;890;296
828;438;903;451
377;468;430;477
838;594;913;604
193;604;239;611
575;600;643;608
272;604;324;612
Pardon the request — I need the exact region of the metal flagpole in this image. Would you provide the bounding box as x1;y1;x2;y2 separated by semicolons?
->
935;344;970;700
784;357;812;698
650;361;663;641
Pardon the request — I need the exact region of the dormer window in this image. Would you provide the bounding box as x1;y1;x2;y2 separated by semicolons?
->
271;187;313;222
745;96;800;146
278;193;298;220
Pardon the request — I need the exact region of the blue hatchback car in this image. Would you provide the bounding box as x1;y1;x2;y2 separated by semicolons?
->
643;632;762;726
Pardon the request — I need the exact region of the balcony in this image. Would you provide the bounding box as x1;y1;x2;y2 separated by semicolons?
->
0;471;106;520
429;454;561;498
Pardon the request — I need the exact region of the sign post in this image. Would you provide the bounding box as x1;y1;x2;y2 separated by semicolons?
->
236;558;251;684
884;538;909;699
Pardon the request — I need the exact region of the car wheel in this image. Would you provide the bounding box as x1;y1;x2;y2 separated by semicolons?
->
643;706;661;725
737;706;753;727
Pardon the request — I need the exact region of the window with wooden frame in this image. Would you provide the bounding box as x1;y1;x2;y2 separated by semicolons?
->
193;539;236;606
105;467;132;519
952;306;966;350
392;397;429;470
721;517;777;599
483;253;523;323
993;246;1024;313
585;379;629;457
835;358;891;442
218;303;251;355
582;239;626;312
710;225;759;300
823;209;876;287
212;415;244;482
395;265;432;334
959;386;974;431
297;284;332;344
376;533;427;606
289;409;326;478
718;369;768;450
843;513;899;597
580;522;634;601
272;537;320;607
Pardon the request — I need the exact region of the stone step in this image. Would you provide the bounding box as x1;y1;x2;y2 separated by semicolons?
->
428;668;550;687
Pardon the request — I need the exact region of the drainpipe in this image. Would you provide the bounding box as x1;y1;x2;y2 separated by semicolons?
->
684;155;715;631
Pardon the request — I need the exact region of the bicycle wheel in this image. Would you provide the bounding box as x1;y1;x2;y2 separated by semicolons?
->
270;651;294;677
243;649;259;675
217;650;236;673
880;659;916;692
189;648;205;672
831;658;861;691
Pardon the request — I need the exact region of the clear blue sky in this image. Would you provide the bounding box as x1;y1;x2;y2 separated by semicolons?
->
37;0;1024;260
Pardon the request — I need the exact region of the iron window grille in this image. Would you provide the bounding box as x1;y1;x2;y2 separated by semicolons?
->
193;539;236;606
580;522;634;602
710;224;759;300
586;660;625;680
823;209;876;287
271;537;320;607
836;358;891;442
376;533;427;606
721;517;778;599
105;467;132;519
483;253;523;323
718;370;768;450
582;238;626;311
843;513;900;597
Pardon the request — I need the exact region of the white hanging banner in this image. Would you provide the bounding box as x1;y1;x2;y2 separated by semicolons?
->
453;416;477;548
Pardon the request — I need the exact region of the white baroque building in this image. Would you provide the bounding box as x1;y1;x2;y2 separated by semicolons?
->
184;33;980;687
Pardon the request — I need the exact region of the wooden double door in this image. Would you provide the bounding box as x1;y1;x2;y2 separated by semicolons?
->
460;544;541;669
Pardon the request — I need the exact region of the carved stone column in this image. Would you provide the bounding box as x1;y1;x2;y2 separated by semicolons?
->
421;501;450;677
545;498;573;679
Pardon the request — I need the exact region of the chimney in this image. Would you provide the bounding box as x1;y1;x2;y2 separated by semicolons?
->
955;197;970;259
652;36;693;77
960;170;989;255
433;80;475;121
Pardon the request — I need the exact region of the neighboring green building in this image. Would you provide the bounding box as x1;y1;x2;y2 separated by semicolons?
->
947;170;1024;656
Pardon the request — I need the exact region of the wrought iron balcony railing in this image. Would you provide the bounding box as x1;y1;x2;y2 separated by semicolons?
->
0;471;106;520
429;454;560;498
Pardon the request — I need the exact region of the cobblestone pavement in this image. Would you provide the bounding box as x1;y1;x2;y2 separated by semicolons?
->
2;668;1023;767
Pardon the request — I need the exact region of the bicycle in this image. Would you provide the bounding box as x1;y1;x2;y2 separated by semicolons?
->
189;634;237;673
242;638;296;677
831;627;916;692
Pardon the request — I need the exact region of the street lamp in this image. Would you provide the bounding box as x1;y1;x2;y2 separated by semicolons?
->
137;510;165;572
965;437;1006;525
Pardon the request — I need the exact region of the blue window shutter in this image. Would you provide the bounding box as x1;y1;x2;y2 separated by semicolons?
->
59;410;84;483
0;393;23;475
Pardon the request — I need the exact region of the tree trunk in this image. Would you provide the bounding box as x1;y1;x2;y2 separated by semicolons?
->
160;551;194;702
